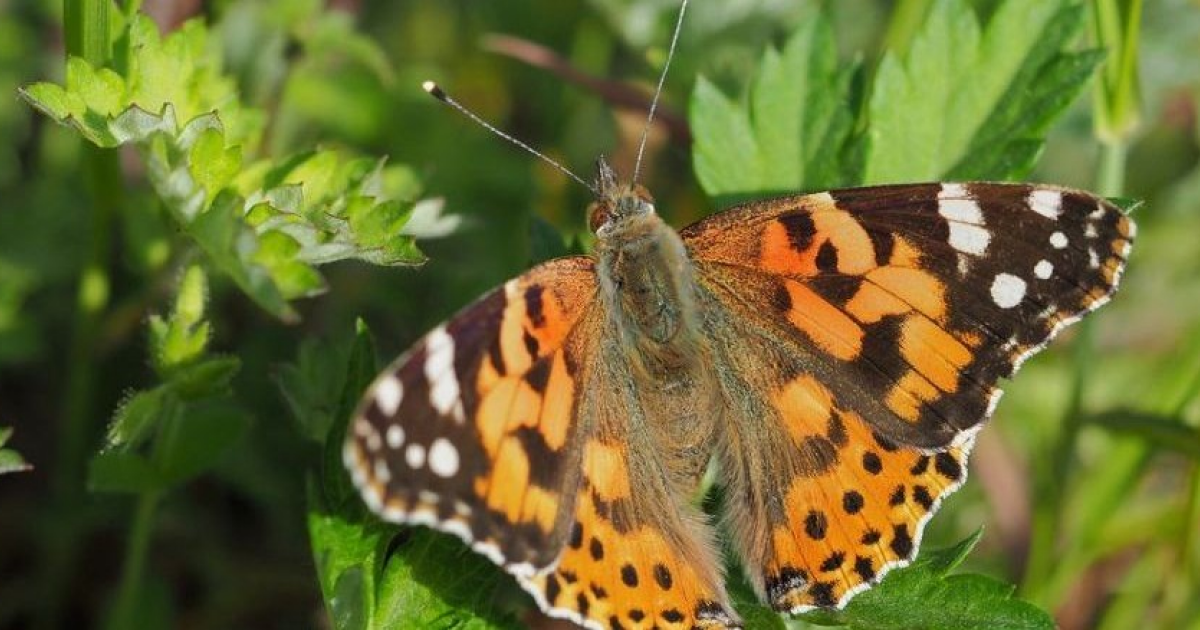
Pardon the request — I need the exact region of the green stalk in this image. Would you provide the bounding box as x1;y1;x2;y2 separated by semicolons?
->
107;491;161;630
881;0;933;58
43;0;121;627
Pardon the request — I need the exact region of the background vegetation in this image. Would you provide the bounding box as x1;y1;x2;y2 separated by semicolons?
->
1;0;1198;628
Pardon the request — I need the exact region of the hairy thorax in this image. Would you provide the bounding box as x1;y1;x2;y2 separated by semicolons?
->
595;210;719;490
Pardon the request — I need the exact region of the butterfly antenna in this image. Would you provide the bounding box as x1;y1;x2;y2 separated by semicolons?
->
422;81;595;193
631;0;688;185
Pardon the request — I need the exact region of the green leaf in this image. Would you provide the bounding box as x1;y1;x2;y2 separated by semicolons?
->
188;192;299;320
691;12;856;200
89;451;162;494
308;498;522;630
156;401;250;487
0;427;31;475
165;356;241;400
150;265;211;373
798;530;1054;630
325;320;380;505
1085;409;1200;460
864;0;1096;183
189;127;242;206
308;497;389;630
106;386;171;449
374;529;525;629
20;13;431;322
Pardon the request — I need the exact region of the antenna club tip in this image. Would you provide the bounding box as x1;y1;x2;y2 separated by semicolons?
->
422;81;446;99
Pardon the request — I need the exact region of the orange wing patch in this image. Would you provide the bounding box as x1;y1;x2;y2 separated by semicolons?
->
759;381;971;611
523;434;738;630
525;484;734;630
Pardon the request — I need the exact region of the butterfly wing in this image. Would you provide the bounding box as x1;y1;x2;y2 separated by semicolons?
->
684;182;1134;449
344;256;599;575
682;183;1133;610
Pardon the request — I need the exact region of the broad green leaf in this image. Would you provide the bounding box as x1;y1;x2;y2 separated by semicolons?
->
325;320;380;505
798;530;1054;630
374;529;525;630
156;401;250;487
864;0;1097;183
0;427;31;475
308;498;523;630
691;12;856;199
89;451;162;494
308;498;389;630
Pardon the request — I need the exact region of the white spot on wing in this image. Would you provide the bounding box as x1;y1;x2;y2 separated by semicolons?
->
1034;260;1053;280
938;198;984;225
947;223;991;255
365;429;382;452
374;459;391;483
424;326;463;420
429;438;461;478
1050;231;1069;249
386;425;405;449
1089;247;1100;269
405;443;426;469
938;182;972;201
990;273;1027;309
1029;189;1063;219
374;374;403;416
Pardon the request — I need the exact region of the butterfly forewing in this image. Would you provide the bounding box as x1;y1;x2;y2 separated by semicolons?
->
682;182;1134;449
344;256;598;574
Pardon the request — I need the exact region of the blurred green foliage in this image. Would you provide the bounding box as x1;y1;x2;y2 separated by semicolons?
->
1;0;1199;629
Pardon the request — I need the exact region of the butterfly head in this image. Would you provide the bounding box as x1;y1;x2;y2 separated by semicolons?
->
588;156;656;235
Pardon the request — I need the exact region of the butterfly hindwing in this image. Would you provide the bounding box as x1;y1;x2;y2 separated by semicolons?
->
523;310;741;629
344;256;598;575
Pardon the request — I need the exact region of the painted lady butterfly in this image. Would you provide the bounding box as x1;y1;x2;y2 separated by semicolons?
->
342;7;1135;629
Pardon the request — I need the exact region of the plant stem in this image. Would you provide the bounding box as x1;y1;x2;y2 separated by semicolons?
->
108;492;161;630
43;0;121;627
1096;140;1127;198
881;0;932;58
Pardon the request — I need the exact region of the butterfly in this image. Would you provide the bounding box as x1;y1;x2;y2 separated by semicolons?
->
343;148;1134;628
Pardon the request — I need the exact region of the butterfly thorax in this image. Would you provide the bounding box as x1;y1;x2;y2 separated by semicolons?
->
589;160;705;382
588;159;720;491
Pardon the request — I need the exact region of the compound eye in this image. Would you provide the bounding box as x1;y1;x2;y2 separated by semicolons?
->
587;201;612;233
